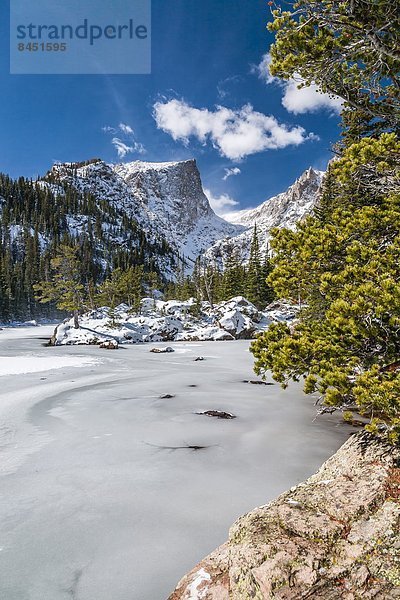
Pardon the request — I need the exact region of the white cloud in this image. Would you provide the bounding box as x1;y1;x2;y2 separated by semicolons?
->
153;99;310;161
204;188;239;216
281;79;343;115
111;138;145;158
102;125;117;134
112;138;135;158
255;53;343;115
217;75;241;100
252;53;275;85
222;167;241;181
103;122;146;159
119;122;134;135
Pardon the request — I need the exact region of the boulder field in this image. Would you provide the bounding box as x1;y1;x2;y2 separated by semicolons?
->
50;297;296;346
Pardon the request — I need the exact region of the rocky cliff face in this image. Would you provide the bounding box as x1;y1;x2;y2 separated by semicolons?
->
48;159;242;263
205;168;324;265
45;160;324;272
227;167;324;230
169;432;400;599
47;160;323;270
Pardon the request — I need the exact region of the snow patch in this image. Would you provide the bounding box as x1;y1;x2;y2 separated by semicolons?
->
0;355;100;377
187;568;211;600
52;297;298;346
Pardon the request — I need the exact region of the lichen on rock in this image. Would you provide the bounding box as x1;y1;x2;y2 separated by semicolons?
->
168;432;400;599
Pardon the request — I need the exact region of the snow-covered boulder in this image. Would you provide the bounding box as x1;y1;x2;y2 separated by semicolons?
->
150;346;174;353
51;296;298;346
218;309;256;340
214;297;261;323
160;298;196;316
140;297;157;313
99;339;119;350
176;327;234;342
146;316;183;341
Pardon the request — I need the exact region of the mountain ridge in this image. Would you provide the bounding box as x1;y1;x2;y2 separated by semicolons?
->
205;166;324;265
225;167;324;227
46;158;324;266
46;158;244;263
0;157;324;319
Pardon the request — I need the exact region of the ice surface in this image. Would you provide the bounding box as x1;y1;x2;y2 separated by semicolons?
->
0;355;99;376
0;326;350;600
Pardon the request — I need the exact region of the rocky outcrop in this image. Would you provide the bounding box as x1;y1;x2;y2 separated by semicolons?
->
50;297;296;346
227;167;324;231
99;339;119;349
169;432;400;599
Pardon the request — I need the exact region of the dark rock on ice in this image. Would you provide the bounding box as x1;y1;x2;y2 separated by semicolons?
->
196;410;236;420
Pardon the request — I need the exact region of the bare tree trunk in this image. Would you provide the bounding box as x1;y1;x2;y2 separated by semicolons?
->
202;263;214;309
73;310;79;329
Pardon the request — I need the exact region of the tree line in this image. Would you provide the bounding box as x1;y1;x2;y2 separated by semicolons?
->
33;224;275;328
0;172;173;321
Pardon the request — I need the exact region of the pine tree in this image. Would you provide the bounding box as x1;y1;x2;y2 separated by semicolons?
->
246;225;266;307
313;164;336;224
260;250;274;307
97;266;145;315
267;0;399;140
252;136;400;441
252;0;400;442
33;245;87;328
222;244;245;300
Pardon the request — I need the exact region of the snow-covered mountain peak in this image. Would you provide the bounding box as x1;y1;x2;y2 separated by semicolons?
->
46;158;243;263
113;158;214;223
114;158;193;174
44;158;324;270
111;158;243;259
50;159;111;178
205;167;325;265
226;167;324;229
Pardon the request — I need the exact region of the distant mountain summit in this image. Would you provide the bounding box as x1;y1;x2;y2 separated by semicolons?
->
205;167;324;264
48;159;323;266
49;158;243;262
0;157;324;319
226;167;324;229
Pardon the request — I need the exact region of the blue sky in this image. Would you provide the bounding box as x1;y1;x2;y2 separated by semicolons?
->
0;0;342;213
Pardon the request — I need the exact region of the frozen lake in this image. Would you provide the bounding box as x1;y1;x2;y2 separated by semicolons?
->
0;326;350;600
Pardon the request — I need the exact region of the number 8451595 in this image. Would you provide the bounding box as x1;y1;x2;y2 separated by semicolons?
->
18;43;67;52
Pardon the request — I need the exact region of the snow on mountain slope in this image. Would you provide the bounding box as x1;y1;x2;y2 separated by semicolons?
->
113;159;244;259
43;159;323;273
48;159;243;263
205;167;324;264
226;167;324;229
